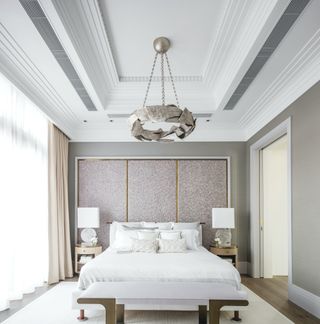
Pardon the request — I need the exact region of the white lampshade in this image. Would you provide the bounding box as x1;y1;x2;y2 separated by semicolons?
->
212;208;235;229
77;207;100;228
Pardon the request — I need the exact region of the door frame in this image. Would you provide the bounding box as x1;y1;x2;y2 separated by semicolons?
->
249;117;292;281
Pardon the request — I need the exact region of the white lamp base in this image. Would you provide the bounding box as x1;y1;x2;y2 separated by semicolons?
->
80;228;97;246
215;229;232;247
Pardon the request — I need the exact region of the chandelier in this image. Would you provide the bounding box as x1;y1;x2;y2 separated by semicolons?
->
128;37;196;142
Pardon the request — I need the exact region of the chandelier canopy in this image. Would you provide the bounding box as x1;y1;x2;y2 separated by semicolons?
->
128;37;196;142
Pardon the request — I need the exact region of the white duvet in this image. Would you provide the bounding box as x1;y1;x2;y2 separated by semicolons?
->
78;247;241;290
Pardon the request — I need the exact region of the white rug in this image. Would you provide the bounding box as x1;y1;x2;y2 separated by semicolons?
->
2;283;292;324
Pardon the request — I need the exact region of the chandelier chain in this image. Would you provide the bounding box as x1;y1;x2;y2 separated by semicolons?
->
161;54;165;106
165;53;180;108
142;52;158;108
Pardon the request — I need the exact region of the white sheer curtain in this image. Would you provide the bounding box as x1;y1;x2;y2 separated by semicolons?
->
0;73;48;311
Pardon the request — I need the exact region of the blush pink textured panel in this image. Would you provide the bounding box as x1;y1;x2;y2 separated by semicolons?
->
178;159;228;248
78;159;126;250
128;160;176;222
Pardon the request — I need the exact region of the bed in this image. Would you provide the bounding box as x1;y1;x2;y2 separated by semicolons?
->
72;222;246;320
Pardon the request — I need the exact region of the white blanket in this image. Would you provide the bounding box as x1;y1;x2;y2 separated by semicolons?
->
78;247;241;290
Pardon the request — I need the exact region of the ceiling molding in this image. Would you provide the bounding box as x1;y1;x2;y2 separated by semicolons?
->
38;0;106;112
202;0;249;88
203;0;290;109
0;22;76;137
242;28;320;139
49;0;119;104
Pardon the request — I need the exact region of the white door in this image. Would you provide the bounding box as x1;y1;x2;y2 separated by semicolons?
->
260;135;288;278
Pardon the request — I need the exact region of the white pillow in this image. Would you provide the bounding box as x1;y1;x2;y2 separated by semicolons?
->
132;239;158;253
112;228;138;250
142;222;173;230
110;222;142;246
180;229;200;250
158;238;187;253
137;231;159;240
159;231;181;240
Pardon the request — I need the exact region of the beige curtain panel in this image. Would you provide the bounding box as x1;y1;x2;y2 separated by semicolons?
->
48;123;73;284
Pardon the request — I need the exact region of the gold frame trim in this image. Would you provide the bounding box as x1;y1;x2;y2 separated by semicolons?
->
76;158;230;241
126;160;129;221
176;160;179;222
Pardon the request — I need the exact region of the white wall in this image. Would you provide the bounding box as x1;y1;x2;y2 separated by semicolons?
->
262;135;288;277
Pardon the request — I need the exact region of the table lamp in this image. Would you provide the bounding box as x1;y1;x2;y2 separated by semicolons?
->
212;208;235;247
77;207;100;247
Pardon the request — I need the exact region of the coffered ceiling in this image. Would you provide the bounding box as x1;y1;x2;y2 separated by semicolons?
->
0;0;319;141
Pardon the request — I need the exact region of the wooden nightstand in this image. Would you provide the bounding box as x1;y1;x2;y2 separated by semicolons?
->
75;244;102;274
210;245;238;269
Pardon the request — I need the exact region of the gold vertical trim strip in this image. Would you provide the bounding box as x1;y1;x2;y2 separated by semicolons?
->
176;160;179;223
126;160;129;222
225;159;229;207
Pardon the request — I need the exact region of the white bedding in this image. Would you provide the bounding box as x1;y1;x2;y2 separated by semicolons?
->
78;247;241;291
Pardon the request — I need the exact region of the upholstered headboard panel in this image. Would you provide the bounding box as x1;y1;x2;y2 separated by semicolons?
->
77;158;229;250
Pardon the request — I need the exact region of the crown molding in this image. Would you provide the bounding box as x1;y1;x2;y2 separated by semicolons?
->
49;0;119;104
38;0;106;112
243;30;320;140
202;0;249;87
0;22;76;137
202;0;290;110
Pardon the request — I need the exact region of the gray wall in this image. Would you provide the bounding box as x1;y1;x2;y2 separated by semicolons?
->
247;81;320;296
68;142;248;261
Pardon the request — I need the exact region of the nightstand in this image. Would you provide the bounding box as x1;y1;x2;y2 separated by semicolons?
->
210;245;238;269
75;244;102;274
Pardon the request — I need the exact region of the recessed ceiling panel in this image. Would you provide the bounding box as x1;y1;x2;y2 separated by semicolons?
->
98;0;227;78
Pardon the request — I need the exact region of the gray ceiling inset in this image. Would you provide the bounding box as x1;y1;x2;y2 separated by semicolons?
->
19;0;97;111
223;0;310;111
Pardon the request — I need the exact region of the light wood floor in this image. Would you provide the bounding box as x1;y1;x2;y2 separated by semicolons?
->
242;276;320;324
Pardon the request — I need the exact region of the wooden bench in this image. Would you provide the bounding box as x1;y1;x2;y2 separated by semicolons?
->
77;282;248;324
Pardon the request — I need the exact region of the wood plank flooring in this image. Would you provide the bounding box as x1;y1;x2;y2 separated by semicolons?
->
242;276;320;324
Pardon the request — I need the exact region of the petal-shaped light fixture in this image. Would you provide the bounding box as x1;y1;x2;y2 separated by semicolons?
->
128;37;196;142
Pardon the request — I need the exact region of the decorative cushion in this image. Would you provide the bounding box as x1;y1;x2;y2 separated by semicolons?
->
159;231;181;240
132;239;158;253
158;238;187;253
180;229;200;250
137;231;159;240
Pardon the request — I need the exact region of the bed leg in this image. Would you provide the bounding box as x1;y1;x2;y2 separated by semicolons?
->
117;304;125;323
198;305;207;324
231;310;241;321
77;309;88;321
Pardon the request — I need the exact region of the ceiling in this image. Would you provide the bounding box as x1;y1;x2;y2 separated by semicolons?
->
0;0;319;141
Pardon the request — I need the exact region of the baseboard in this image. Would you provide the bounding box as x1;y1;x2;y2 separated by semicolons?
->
238;262;248;275
288;283;320;319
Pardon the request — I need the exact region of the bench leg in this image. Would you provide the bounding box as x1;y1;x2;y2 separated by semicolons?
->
209;300;223;324
232;310;241;321
101;299;116;324
77;309;88;321
209;300;249;324
198;305;207;324
117;304;125;323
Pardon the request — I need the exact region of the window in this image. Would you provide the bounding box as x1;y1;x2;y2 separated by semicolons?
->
0;73;48;311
